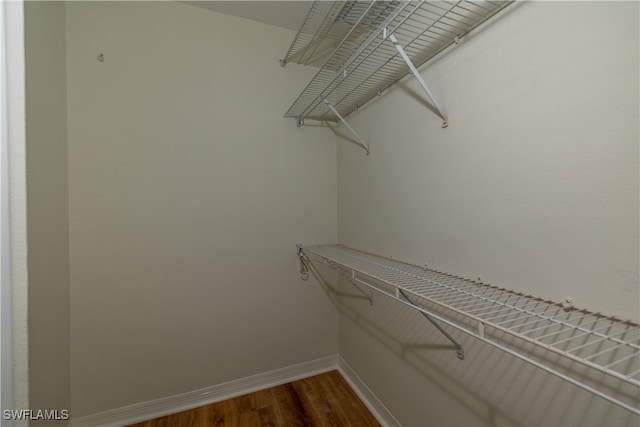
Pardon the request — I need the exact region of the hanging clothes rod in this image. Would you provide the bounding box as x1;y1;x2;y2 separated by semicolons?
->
283;1;513;125
299;244;640;416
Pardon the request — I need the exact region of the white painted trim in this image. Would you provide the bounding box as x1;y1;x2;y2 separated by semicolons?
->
69;355;400;427
3;0;28;420
336;356;400;427
69;356;339;427
0;0;14;420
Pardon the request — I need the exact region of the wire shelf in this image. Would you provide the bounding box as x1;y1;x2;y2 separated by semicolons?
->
301;244;640;414
283;0;513;122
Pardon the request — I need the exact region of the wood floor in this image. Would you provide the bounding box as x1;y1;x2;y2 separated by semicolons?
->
127;370;380;427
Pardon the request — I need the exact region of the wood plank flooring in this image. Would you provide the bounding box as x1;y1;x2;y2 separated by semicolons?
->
127;370;380;427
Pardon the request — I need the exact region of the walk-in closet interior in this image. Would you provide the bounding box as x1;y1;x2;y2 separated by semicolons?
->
15;0;639;425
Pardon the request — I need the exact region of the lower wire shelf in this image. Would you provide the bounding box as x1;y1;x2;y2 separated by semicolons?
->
298;244;640;415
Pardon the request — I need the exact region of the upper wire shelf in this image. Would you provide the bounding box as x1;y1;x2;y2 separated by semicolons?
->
282;0;513;123
300;244;640;415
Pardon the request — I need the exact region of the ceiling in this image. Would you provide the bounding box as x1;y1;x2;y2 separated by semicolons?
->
182;1;313;31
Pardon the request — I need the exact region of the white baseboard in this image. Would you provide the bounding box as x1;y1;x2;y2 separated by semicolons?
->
69;355;338;427
69;355;398;427
337;356;400;427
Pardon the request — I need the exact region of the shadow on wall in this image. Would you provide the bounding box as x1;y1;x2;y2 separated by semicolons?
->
304;259;639;427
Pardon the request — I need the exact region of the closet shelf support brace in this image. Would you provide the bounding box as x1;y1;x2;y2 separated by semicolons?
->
387;32;448;128
399;289;464;360
322;98;370;155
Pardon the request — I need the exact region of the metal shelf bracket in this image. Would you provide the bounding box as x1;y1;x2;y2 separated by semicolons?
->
283;1;513;127
386;31;448;128
400;289;464;360
296;244;309;280
300;244;640;415
322;98;370;155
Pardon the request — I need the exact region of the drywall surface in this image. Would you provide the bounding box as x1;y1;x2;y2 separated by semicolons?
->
25;1;71;421
337;1;639;426
66;1;337;417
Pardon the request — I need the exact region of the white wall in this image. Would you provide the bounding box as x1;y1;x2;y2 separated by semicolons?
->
24;1;71;421
337;1;639;426
65;1;337;417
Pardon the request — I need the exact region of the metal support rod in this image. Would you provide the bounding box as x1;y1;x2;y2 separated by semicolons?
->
339;271;374;305
387;33;448;128
322;98;369;154
400;289;464;360
301;245;640;415
336;269;640;414
353;272;640;414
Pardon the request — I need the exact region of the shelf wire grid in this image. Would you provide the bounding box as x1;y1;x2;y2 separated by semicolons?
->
281;1;347;67
302;244;640;409
284;0;513;122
